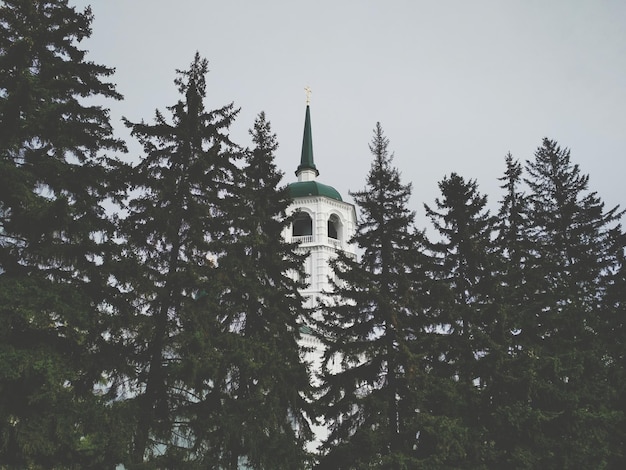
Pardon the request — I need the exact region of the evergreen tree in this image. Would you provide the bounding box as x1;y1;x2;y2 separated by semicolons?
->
495;153;530;272
119;53;240;467
519;138;623;467
604;229;626;467
202;112;314;469
0;0;126;467
424;172;496;467
486;153;541;467
316;123;428;469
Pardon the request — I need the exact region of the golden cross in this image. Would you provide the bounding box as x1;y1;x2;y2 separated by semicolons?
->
304;86;312;105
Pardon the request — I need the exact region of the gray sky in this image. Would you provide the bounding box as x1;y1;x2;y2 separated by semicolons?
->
75;0;626;228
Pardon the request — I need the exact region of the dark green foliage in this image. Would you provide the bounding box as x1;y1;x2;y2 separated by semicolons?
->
418;144;625;468
316;123;428;469
483;153;540;467
119;53;240;467
495;153;531;272
1;1;624;466
203;112;313;469
424;172;497;467
604;231;626;468
0;0;126;467
516;138;624;468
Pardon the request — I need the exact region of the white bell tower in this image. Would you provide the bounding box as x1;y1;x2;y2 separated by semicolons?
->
283;97;357;323
282;95;358;449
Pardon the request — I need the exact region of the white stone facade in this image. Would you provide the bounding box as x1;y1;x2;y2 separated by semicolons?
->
283;191;357;452
284;195;357;310
283;103;359;453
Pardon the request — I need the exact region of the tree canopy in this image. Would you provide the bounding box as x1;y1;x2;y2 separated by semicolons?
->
0;0;126;467
0;2;624;469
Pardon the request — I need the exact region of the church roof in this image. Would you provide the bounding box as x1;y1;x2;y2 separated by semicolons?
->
288;180;343;201
289;100;343;202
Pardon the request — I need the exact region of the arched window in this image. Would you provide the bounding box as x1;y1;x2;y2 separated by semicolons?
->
328;214;341;240
293;212;313;238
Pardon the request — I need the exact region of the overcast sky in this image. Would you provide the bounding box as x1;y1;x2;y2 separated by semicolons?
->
74;0;625;229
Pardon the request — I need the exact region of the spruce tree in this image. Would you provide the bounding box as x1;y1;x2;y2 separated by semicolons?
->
202;112;313;469
424;172;496;467
119;53;240;467
519;138;623;467
487;153;541;467
316;123;428;469
604;229;626;467
495;153;530;272
0;0;126;467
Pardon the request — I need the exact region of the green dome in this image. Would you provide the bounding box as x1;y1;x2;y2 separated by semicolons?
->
288;181;343;201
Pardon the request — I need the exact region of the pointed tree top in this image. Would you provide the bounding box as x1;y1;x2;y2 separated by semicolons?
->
296;91;319;177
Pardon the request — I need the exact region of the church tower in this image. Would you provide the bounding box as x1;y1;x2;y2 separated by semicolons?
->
284;97;357;316
283;94;357;381
283;93;357;450
283;93;356;451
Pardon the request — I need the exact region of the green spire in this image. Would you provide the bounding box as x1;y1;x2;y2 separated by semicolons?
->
296;105;319;176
